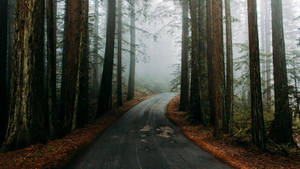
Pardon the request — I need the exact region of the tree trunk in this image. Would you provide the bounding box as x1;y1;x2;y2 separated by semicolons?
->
179;0;190;111
199;0;209;124
224;0;233;134
189;0;202;122
270;0;292;144
211;0;225;137
92;0;100;97
117;0;123;107
46;0;60;139
247;0;266;150
61;0;89;132
78;0;89;127
206;0;215;125
0;0;8;145
3;0;46;150
97;0;116;115
127;0;136;101
265;0;272;112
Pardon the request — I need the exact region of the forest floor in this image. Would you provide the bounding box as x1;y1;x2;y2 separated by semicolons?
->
0;94;154;169
167;96;300;169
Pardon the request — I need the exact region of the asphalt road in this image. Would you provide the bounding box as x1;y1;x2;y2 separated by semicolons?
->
65;93;231;169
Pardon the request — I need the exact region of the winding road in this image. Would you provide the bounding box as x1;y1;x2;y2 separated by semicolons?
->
65;93;231;169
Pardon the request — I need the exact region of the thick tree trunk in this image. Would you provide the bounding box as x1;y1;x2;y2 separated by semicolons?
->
206;0;215;125
117;0;123;107
3;0;46;150
127;0;136;101
211;0;225;137
189;0;202;122
61;0;89;132
97;0;116;115
0;0;8;145
265;0;272;112
179;0;190;111
198;0;209;124
247;0;266;150
270;0;292;144
78;0;89;127
224;0;233;134
46;0;60;138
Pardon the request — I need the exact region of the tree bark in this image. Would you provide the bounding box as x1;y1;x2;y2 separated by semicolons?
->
3;0;46;150
189;0;202;122
61;0;89;132
206;0;215;125
199;0;209;124
270;0;292;144
265;0;272;112
78;0;89;127
46;0;60;138
92;0;100;97
127;0;136;101
117;0;123;107
0;0;8;145
247;0;266;150
224;0;233;134
97;0;116;115
179;0;190;111
211;0;225;137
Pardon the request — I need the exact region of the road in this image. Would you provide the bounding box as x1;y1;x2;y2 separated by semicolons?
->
65;93;231;169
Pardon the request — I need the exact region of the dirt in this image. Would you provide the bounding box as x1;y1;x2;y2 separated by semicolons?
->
0;95;154;169
167;96;300;169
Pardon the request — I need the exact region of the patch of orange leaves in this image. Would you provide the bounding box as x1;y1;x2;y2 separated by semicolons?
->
167;96;300;169
0;95;154;169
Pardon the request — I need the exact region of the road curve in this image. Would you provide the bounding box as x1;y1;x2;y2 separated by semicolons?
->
65;93;231;169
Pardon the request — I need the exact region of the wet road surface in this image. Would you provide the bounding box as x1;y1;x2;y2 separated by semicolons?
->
65;93;231;169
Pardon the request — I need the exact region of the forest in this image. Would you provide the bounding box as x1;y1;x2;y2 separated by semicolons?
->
0;0;300;168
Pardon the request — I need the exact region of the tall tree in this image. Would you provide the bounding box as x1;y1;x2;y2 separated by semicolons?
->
179;0;190;111
97;0;116;115
3;0;46;150
78;0;90;127
61;0;89;132
206;0;215;125
117;0;123;107
211;0;225;137
247;0;266;150
264;0;272;112
0;0;8;145
224;0;233;134
189;0;202;121
46;0;60;138
270;0;292;144
127;0;136;101
198;0;209;124
92;0;100;97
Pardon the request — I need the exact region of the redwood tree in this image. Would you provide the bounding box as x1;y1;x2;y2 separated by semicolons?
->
224;0;233;134
211;0;225;137
270;0;292;144
46;0;60;138
3;0;46;150
247;0;266;150
206;0;215;125
61;0;89;132
127;0;136;101
189;0;202;121
117;0;123;107
97;0;116;115
179;0;190;111
199;0;209;124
